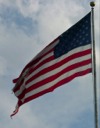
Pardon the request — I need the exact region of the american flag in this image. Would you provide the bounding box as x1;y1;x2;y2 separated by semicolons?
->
11;12;92;117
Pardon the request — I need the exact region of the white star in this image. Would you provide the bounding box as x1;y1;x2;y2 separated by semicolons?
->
85;20;88;23
79;35;82;38
82;31;85;34
79;29;82;32
82;38;85;40
85;34;88;36
85;27;88;30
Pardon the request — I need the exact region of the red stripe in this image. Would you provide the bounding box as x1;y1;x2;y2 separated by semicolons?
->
26;59;92;91
17;59;91;100
13;40;56;85
23;68;92;104
14;49;91;97
13;49;54;92
12;67;92;117
29;49;91;76
26;49;91;85
13;78;24;93
17;89;26;99
13;48;91;92
28;55;54;75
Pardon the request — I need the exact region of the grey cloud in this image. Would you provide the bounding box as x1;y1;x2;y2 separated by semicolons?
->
0;4;38;35
0;56;7;76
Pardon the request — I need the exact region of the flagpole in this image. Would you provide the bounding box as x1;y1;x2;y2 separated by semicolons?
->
90;2;98;128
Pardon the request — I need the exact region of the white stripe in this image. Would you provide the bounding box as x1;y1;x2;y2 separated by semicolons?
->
26;54;91;88
15;39;59;83
15;44;91;96
32;52;53;69
14;52;53;97
21;64;91;102
26;44;91;81
31;39;59;60
15;81;25;96
14;41;58;94
15;53;91;97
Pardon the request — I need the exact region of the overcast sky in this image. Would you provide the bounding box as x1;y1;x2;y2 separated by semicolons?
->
0;0;100;128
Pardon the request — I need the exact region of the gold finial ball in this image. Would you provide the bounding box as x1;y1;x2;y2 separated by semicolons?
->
90;1;95;7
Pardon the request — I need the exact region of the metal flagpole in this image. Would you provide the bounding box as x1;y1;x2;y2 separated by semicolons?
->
90;2;98;128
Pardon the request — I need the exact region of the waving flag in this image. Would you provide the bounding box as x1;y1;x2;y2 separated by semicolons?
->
11;12;92;117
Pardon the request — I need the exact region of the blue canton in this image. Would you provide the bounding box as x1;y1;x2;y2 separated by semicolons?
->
54;12;91;58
